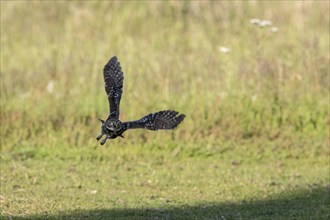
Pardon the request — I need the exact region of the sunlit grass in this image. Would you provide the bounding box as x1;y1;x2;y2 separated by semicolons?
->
1;1;329;219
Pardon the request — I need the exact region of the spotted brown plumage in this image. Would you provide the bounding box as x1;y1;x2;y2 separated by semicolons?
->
97;56;185;145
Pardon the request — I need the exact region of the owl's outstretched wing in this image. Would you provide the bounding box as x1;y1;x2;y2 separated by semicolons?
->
123;110;185;131
103;56;124;119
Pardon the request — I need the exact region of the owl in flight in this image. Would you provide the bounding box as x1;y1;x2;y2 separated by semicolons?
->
97;56;185;145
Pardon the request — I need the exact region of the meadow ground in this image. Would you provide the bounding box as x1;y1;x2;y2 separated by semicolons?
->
1;1;329;220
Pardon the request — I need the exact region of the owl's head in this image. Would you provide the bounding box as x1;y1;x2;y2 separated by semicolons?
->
99;119;123;134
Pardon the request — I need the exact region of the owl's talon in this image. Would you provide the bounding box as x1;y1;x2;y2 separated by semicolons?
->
100;137;107;145
96;133;103;141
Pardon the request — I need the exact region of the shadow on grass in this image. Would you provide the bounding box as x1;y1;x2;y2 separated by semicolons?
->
3;186;329;220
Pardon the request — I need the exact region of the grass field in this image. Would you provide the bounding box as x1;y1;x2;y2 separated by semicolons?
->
1;1;329;220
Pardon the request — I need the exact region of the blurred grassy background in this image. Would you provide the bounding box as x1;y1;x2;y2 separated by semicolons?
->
1;1;329;149
0;1;329;219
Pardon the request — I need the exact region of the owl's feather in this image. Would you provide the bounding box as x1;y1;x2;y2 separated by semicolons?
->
123;110;185;131
103;56;124;119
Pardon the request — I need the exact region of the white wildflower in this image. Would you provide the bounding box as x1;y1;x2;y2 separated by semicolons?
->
250;18;274;28
259;20;272;27
46;80;55;94
219;46;231;54
271;27;279;32
250;18;261;25
87;190;97;194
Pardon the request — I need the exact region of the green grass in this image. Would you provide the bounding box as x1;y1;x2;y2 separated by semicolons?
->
1;1;329;220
